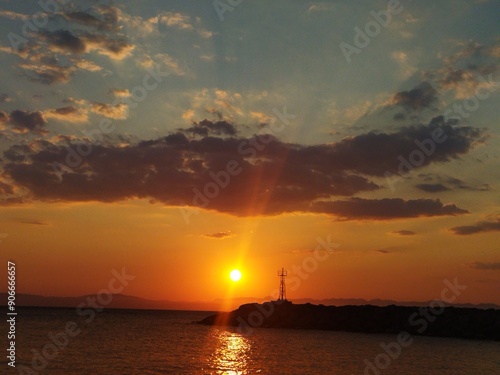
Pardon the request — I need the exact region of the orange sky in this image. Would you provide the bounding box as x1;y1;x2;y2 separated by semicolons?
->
0;1;499;310
1;200;498;306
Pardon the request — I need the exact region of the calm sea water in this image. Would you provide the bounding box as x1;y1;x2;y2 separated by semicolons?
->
3;307;500;374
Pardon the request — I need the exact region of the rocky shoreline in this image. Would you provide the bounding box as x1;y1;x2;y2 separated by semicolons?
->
198;301;500;341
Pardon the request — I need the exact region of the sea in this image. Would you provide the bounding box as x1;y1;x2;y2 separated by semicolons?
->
4;307;500;374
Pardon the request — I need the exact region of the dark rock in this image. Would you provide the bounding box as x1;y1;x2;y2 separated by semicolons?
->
198;301;500;341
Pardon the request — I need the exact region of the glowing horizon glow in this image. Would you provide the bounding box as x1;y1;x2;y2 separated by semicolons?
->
229;269;242;282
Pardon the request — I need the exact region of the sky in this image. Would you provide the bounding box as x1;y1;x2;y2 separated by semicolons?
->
0;0;499;308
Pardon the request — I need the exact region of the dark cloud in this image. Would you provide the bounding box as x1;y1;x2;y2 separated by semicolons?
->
39;30;86;54
2;132;377;215
450;219;500;235
329;116;483;176
393;112;406;121
20;220;49;226
3;144;31;162
375;249;390;254
391;82;438;111
447;177;491;192
414;175;490;193
424;41;500;98
0;181;15;195
4;4;130;86
391;230;416;236
468;262;500;271
181;119;238;137
8;110;47;133
310;198;467;220
63;11;103;28
203;231;234;239
61;7;121;32
53;106;78;115
1;120;476;218
447;177;469;189
37;29;133;60
415;183;450;193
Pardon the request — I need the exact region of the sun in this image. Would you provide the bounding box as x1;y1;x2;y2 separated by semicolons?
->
229;269;242;282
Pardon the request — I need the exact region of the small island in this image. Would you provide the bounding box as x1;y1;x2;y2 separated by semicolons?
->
199;300;500;341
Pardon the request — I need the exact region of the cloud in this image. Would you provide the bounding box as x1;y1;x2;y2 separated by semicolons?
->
159;12;192;31
185;89;246;123
20;220;49;226
63;97;87;106
468;262;500;271
3;131;375;214
374;249;391;254
2;122;472;218
155;53;185;76
415;183;450;193
328;116;484;177
0;10;29;20
446;177;491;192
0;94;12;103
44;106;89;123
90;103;128;119
61;6;120;32
307;3;336;12
0;180;15;195
81;33;134;60
439;66;498;100
120;14;158;37
158;12;212;38
414;174;490;193
389;82;438;111
39;30;86;54
450;219;500;235
203;231;234;239
429;41;500;99
390;51;417;79
390;230;416;236
73;58;102;72
63;11;103;28
139;53;185;76
18;62;75;85
180;119;237;137
38;6;134;60
311;198;467;220
6;110;47;133
1;4;132;84
111;89;131;98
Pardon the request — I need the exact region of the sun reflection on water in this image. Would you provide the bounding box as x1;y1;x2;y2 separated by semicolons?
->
210;330;253;375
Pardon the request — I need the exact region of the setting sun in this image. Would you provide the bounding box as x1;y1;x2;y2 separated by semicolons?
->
229;269;242;282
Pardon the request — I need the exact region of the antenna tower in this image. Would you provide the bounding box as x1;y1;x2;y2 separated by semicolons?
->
277;267;287;301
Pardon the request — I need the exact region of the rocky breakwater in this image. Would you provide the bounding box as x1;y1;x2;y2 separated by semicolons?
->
198;301;500;340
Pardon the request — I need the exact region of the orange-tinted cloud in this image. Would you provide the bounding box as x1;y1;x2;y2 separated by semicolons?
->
2;118;480;218
450;219;500;235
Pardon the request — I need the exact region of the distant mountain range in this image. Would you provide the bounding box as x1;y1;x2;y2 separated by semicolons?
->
1;293;498;312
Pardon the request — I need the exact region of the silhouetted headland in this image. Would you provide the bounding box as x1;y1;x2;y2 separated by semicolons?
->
198;301;500;341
